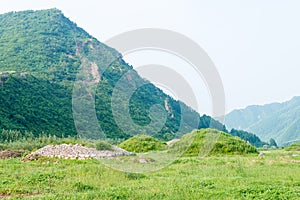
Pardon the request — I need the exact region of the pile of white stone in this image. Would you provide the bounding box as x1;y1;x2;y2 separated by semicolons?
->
23;143;134;161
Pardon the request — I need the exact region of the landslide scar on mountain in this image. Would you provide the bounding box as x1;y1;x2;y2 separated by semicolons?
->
90;62;100;84
74;41;100;85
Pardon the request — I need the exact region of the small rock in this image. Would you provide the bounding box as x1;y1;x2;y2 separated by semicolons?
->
167;139;180;146
138;158;156;163
259;152;265;157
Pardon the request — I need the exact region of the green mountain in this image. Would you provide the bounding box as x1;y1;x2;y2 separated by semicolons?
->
0;9;226;140
225;96;300;146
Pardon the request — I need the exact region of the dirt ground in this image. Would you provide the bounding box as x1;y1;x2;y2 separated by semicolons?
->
0;150;27;159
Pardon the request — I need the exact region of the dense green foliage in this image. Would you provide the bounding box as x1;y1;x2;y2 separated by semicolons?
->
95;141;113;151
0;9;86;84
170;129;258;156
230;129;267;147
225;96;300;146
118;135;166;153
0;9;226;140
0;75;75;136
0;150;299;199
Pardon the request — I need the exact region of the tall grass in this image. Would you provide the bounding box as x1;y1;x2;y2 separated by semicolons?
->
0;129;123;151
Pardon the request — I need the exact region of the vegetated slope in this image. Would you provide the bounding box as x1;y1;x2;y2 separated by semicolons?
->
225;96;300;146
0;9;226;140
118;135;166;153
169;129;258;156
0;75;74;136
285;142;300;151
0;9;86;84
229;129;267;148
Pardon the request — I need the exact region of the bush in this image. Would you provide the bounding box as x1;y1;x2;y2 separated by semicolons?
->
95;141;113;151
118;135;166;153
124;172;146;180
73;182;94;192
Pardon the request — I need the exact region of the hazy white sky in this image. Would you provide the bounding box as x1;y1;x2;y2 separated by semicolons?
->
1;0;299;114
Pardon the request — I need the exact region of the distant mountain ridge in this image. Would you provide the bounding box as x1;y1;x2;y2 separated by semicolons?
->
225;96;300;146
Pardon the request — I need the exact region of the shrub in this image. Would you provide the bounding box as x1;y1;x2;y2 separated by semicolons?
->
124;172;146;180
118;135;166;153
73;182;94;192
95;141;113;151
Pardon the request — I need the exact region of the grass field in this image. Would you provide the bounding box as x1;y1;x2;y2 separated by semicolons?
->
0;149;299;199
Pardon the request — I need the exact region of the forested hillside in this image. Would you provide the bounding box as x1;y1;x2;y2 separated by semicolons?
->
225;97;300;146
0;9;226;140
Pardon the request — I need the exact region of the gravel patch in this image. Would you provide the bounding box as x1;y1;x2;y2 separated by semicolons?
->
22;144;134;161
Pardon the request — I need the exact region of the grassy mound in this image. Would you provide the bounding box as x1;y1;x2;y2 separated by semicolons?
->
170;129;258;156
118;135;166;153
285;142;300;151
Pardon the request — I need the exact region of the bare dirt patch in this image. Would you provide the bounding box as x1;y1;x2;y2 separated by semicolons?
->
90;62;100;83
0;150;27;159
